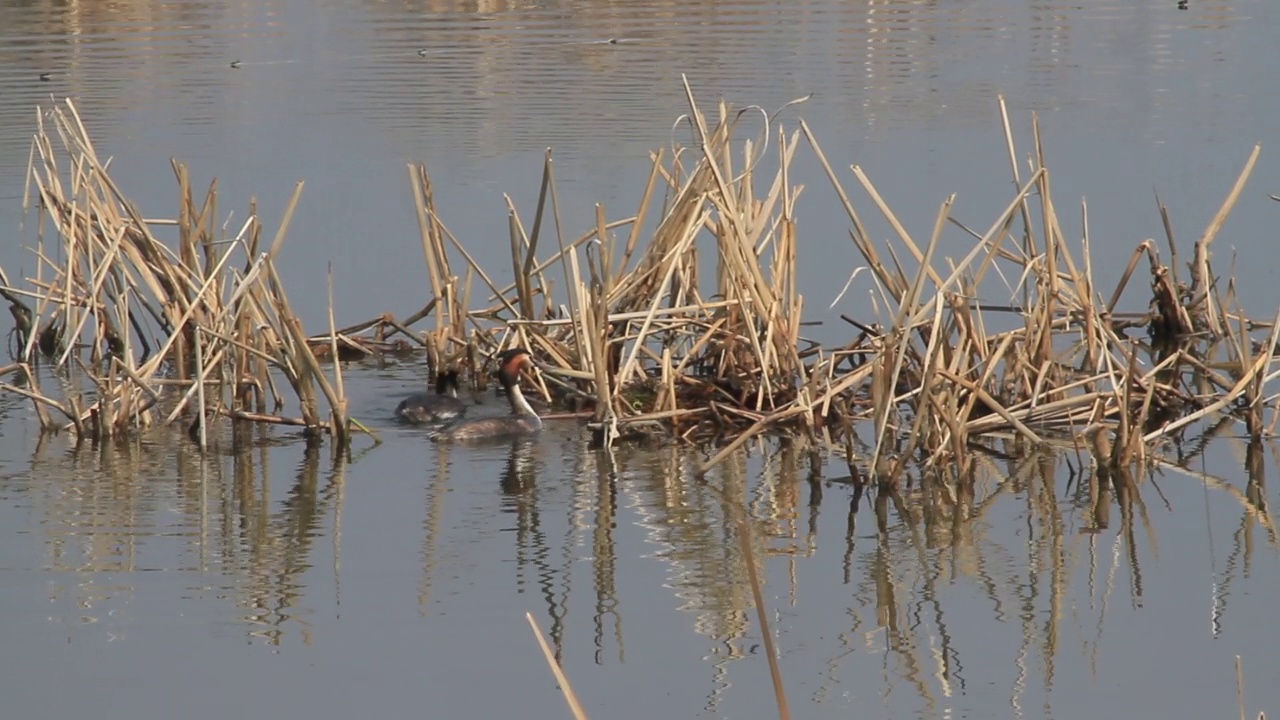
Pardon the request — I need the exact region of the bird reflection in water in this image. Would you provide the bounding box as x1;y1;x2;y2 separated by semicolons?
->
497;438;569;661
500;438;540;498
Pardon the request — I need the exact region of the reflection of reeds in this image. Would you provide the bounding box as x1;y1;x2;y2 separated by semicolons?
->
717;462;793;720
16;424;342;646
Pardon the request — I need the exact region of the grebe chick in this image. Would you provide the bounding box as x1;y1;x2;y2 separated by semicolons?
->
395;369;466;424
433;348;541;442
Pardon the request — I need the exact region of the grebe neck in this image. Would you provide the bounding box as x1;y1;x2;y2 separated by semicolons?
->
506;383;542;428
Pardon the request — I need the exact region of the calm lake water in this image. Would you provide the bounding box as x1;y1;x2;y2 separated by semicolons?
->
1;0;1279;718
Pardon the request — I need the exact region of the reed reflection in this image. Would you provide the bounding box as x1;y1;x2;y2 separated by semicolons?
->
4;426;342;645
222;439;338;646
586;444;623;665
633;445;753;716
681;430;1276;717
496;438;572;661
4;409;1279;715
1192;433;1277;639
418;432;452;616
216;430;345;645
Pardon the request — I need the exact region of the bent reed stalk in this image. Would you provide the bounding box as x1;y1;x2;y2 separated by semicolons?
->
2;87;1278;481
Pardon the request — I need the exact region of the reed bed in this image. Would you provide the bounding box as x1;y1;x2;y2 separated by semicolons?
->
3;84;1279;481
401;78;1280;485
1;99;373;452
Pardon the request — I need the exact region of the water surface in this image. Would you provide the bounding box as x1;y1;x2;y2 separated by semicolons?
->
1;1;1279;718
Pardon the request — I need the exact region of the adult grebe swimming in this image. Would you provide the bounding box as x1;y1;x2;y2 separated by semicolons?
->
395;369;466;424
433;348;542;442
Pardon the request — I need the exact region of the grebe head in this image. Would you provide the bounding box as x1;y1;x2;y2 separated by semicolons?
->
429;348;540;442
434;368;462;398
494;347;535;387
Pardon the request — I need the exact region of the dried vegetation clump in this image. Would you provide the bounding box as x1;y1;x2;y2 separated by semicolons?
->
2;82;1278;484
1;101;369;454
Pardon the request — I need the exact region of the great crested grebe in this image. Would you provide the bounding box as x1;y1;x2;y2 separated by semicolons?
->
433;348;542;442
395;369;466;425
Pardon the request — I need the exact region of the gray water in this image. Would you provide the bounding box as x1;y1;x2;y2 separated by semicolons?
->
2;1;1279;718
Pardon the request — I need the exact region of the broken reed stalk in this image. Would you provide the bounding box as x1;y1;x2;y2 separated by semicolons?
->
327;264;349;451
731;489;793;720
526;612;590;720
1237;655;1247;720
194;317;208;450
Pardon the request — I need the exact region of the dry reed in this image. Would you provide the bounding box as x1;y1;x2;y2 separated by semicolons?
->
3;99;375;451
390;79;1280;496
3;87;1278;483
